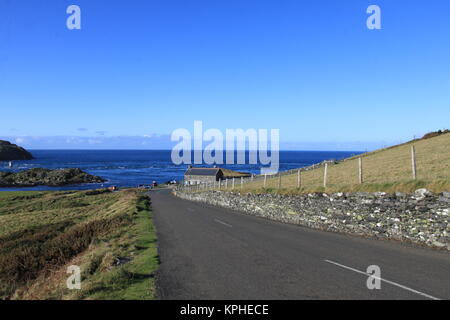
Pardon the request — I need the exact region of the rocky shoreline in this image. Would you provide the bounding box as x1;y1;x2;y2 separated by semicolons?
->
175;189;450;251
0;168;106;187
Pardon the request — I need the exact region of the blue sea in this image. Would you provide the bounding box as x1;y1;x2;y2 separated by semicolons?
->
0;150;361;191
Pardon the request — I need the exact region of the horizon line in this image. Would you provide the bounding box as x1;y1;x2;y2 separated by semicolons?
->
24;148;366;153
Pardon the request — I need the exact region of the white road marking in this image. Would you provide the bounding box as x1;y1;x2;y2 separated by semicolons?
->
324;259;440;300
214;219;233;228
187;208;195;212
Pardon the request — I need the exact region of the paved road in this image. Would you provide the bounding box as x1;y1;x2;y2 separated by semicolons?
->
151;189;450;300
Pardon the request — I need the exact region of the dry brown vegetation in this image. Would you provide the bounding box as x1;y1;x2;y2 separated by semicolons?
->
222;132;450;194
0;189;158;300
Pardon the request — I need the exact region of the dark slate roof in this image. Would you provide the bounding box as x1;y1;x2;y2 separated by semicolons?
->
185;168;222;176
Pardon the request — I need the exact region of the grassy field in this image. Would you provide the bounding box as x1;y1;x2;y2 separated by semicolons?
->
0;189;159;300
221;168;251;178
221;132;450;194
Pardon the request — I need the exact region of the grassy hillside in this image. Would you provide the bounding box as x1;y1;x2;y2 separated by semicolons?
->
221;168;251;178
235;132;450;194
0;189;159;300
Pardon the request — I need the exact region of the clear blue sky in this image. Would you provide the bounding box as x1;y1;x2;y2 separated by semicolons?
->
1;0;449;149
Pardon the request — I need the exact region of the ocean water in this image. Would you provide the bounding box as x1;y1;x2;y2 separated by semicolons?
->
0;150;361;191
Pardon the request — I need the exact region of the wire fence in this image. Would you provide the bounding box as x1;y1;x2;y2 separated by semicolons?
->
176;143;449;193
177;159;336;193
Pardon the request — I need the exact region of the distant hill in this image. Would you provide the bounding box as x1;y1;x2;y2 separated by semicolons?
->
0;140;34;161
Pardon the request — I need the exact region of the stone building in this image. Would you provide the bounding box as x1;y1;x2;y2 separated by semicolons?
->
184;167;224;185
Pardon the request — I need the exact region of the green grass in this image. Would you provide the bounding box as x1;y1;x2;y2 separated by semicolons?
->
70;197;159;300
217;132;450;194
0;189;159;300
0;191;46;199
221;168;251;178
199;133;450;194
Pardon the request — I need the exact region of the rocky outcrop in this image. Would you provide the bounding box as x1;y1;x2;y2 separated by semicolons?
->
0;168;106;187
0;140;34;161
175;189;449;250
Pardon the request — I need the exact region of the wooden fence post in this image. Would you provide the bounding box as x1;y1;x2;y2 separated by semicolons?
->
232;178;235;189
297;169;301;188
411;145;417;180
358;157;363;184
278;173;282;189
264;174;267;188
323;163;328;188
225;179;228;189
241;177;243;190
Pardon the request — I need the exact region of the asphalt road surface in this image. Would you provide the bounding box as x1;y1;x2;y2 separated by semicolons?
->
151;189;450;300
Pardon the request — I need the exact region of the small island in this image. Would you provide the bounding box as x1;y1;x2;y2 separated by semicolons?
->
0;168;106;187
0;140;34;161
